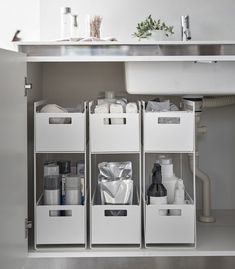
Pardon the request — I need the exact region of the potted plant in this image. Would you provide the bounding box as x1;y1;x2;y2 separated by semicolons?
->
133;15;174;40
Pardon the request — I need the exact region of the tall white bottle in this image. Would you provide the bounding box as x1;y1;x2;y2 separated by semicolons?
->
158;157;178;204
170;178;186;216
60;7;72;40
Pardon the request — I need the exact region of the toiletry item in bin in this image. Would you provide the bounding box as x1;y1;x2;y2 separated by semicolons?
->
146;100;179;112
147;163;167;215
110;103;124;124
146;100;170;112
158;158;178;204
65;176;81;205
98;161;133;205
44;175;61;216
44;162;59;177
170;179;186;216
70;162;77;174
58;161;71;205
94;103;109;125
126;102;138;113
77;162;85;204
40;104;68;124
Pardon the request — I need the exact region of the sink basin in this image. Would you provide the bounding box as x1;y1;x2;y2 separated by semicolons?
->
18;41;235;95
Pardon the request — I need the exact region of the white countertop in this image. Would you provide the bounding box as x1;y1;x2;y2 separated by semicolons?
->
17;40;235;46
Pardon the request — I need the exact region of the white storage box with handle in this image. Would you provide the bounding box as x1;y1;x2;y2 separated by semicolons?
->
36;196;86;245
91;204;141;245
35;101;86;152
143;101;195;152
145;199;195;245
89;101;140;153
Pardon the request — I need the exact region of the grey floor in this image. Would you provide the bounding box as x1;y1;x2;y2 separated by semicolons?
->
25;257;235;269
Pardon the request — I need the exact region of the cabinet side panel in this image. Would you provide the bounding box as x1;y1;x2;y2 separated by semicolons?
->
27;62;43;248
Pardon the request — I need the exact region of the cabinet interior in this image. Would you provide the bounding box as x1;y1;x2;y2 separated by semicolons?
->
27;61;235;254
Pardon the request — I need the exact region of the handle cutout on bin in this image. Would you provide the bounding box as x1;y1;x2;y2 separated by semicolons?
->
158;209;182;216
49;210;72;217
49;117;72;124
103;118;127;125
158;117;180;124
104;210;127;217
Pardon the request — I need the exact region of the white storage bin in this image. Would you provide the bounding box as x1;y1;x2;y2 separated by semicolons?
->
89;102;140;153
144;107;194;152
36;200;85;245
145;203;195;245
35;101;86;152
91;204;141;245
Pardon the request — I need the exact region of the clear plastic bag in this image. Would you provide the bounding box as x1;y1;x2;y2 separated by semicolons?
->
98;162;133;205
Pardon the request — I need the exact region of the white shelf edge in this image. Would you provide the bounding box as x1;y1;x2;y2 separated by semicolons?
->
17;40;235;46
26;56;235;63
28;249;235;258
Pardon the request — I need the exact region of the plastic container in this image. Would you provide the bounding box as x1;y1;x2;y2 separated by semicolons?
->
44;175;60;217
65;176;81;205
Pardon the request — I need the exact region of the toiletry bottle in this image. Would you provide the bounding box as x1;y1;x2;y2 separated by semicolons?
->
60;7;72;40
44;175;60;216
58;161;71;205
157;157;178;204
65;176;81;205
170;178;185;216
147;163;167;215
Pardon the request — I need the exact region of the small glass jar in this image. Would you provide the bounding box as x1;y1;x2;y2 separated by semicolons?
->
86;15;102;38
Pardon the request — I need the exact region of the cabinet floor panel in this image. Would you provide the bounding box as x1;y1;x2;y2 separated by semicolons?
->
28;210;235;257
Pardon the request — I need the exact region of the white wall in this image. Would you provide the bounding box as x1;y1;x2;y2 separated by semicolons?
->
40;0;235;41
0;0;40;50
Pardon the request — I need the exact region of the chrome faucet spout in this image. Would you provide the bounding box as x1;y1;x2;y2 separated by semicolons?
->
181;15;191;41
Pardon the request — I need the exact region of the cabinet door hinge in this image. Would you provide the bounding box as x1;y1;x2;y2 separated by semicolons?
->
24;77;32;97
25;218;32;239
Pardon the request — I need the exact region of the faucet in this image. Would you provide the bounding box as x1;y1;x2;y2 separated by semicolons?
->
181;15;191;41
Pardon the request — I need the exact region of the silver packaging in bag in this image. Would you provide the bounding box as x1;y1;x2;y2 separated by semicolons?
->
98;161;133;205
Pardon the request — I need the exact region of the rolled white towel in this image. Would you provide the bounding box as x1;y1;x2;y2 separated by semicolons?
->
94;103;109;125
110;103;124;125
94;103;109;113
40;104;68;124
126;102;138;113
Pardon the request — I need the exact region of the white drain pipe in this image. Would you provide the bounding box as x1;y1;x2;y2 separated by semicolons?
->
185;96;235;223
189;111;215;223
203;96;235;108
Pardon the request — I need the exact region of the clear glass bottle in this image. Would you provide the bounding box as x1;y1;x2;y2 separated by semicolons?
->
60;7;72;40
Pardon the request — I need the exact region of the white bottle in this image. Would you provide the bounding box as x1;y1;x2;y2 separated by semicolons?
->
71;14;79;38
158;158;178;204
60;7;72;40
170;179;186;216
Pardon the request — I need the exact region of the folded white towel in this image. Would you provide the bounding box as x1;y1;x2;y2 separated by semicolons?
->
126;102;138;113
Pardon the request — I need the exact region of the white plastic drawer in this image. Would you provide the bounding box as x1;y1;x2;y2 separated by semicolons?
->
91;205;141;245
90;112;140;152
36;205;85;245
145;204;195;245
35;112;85;152
144;111;194;152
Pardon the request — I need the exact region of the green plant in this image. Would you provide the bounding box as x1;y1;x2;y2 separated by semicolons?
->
133;15;174;39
